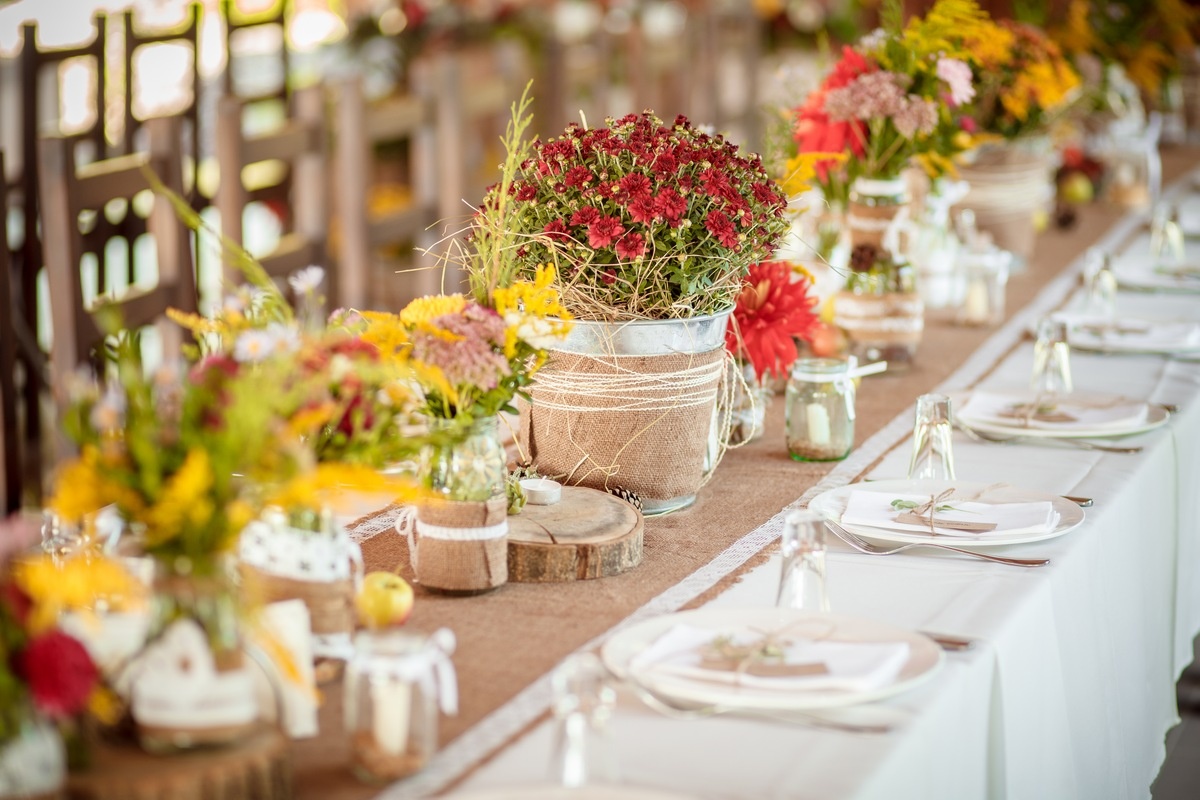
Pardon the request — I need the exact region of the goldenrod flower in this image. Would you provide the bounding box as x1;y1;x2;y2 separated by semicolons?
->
144;448;214;547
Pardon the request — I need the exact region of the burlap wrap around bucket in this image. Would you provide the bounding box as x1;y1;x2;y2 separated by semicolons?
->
519;310;732;515
410;495;509;593
955;144;1054;264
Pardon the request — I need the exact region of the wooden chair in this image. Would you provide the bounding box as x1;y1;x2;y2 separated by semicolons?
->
419;45;528;293
1;151;21;514
332;74;440;310
14;15;109;499
38;116;196;402
221;0;290;107
215;84;329;298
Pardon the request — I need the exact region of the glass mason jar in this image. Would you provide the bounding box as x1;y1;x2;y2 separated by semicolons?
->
785;359;855;462
134;561;258;754
0;712;66;799
345;628;457;783
422;416;507;502
728;361;769;446
838;178;923;369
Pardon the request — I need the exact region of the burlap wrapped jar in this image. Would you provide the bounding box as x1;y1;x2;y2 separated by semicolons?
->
399;495;509;593
519;311;731;515
835;177;924;369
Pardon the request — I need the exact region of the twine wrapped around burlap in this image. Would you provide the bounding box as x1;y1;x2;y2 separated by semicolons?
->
404;496;508;593
847;199;906;251
519;346;727;502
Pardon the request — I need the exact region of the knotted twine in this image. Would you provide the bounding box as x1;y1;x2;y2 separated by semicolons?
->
519;345;735;502
396;496;509;593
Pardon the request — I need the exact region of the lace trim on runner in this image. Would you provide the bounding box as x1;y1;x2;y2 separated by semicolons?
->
368;192;1163;799
346;505;401;543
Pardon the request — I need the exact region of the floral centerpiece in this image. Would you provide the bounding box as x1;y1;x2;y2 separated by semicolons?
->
466;91;791;513
486;109;789;321
1;517;140;786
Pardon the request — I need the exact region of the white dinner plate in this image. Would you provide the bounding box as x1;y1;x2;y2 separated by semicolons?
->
951;391;1170;439
446;788;697;800
809;478;1085;548
1057;318;1200;356
602;608;942;711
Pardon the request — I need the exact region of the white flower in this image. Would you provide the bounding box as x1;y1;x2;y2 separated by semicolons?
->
221;293;246;315
233;330;276;363
264;322;301;355
505;312;561;351
288;265;325;296
936;58;975;107
859;27;888;52
329;353;353;382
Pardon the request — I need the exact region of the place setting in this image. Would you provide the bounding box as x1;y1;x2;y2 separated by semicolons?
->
1109;201;1200;294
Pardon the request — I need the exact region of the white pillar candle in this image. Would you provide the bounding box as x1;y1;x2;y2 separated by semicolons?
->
373;678;412;756
963;279;989;324
806;403;831;446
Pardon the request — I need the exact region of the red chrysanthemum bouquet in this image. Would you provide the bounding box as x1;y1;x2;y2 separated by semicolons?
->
725;261;821;383
484;111;790;321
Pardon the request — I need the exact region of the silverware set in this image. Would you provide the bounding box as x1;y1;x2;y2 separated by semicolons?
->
823;519;1050;568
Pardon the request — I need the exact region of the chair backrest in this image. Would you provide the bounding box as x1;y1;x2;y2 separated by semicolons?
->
38;116;196;398
215;84;329;297
418;44;528;294
332;74;440;310
0;150;21;513
122;5;202;173
221;0;290;107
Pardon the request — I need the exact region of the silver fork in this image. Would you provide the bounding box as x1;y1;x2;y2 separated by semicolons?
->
954;422;1143;454
824;520;1050;568
625;680;894;734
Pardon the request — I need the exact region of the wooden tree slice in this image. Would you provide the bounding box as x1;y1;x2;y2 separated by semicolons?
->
506;486;643;582
67;725;291;800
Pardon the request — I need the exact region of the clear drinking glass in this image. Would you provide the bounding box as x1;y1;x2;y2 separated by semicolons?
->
775;510;829;613
907;393;956;480
1150;201;1185;265
956;250;1011;327
1081;247;1117;321
549;653;619;788
1031;317;1073;401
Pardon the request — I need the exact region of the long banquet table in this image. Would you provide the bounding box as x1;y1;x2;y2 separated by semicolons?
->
295;147;1200;800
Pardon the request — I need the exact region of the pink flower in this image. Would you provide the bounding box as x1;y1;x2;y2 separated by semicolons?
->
588;215;626;249
616;233;647;261
936;57;975;107
542;219;571;242
960;116;978;133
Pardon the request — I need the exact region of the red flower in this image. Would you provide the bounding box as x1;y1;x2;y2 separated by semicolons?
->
725;261;820;380
588;216;626;249
602;269;618;285
0;583;31;626
329;337;380;361
615;233;647;261
17;631;98;718
705;211;739;250
618;173;652;200
514;182;537;201
571;206;600;226
564;165;594;188
542;219;571;242
700;168;731;198
628;197;659;226
655;189;687;227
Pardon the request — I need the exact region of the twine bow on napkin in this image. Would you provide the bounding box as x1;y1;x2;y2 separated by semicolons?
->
999;398;1078;427
696;623;832;681
892;489;999;536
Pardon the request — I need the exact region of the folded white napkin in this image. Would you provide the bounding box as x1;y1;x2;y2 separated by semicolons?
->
1112;233;1200;289
1053;313;1200;352
957;391;1148;431
628;623;910;694
840;489;1058;539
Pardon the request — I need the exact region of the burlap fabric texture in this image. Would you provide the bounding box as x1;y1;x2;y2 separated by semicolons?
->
239;566;355;638
413;495;508;593
520;345;725;502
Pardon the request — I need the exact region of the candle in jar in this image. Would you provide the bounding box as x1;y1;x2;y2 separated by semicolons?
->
963;279;989;324
372;677;412;756
805;403;832;446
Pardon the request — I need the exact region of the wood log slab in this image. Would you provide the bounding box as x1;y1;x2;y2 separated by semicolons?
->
67;725;291;800
506;486;643;582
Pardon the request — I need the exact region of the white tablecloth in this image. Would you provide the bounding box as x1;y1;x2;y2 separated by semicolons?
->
423;185;1200;800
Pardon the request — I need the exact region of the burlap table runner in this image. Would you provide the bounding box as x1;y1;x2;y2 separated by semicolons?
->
288;148;1199;800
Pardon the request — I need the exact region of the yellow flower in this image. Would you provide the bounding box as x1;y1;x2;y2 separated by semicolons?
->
1053;0;1097;56
493;265;573;357
358;310;411;360
50;447;143;524
287;402;336;439
399;294;466;327
14;554;145;633
780;152;843;200
88;686;123;726
144;448;214;547
964;23;1015;70
915;151;959;180
267;462;425;513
